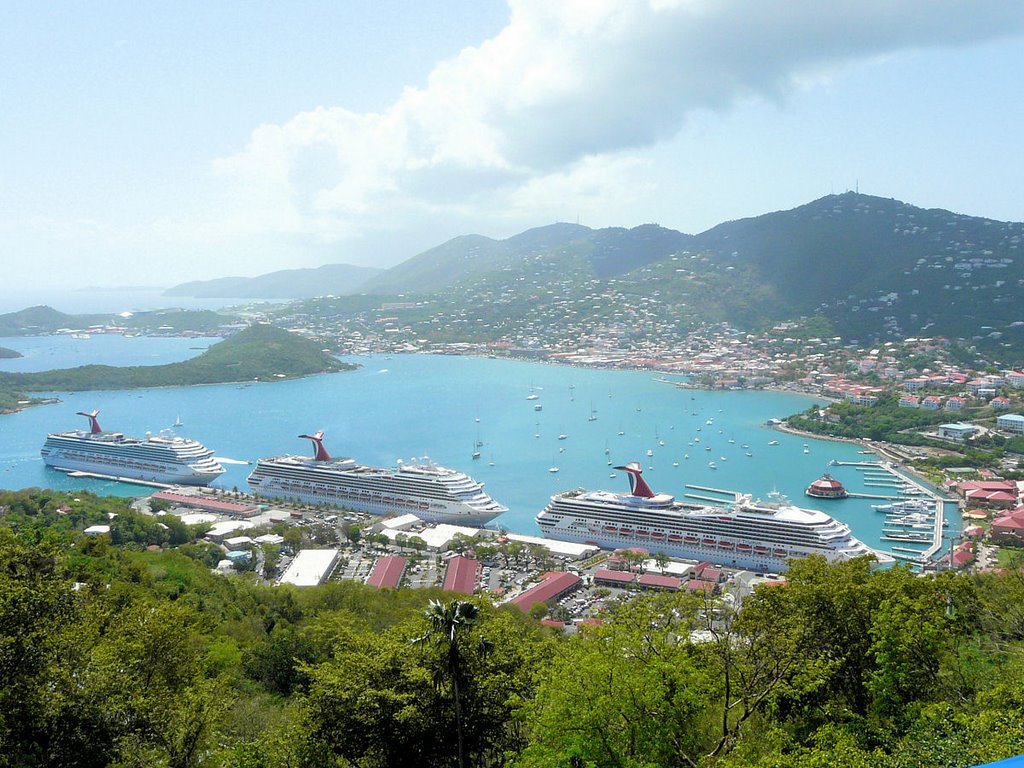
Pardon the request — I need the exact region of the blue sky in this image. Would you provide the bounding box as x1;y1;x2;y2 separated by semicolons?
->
2;1;1023;294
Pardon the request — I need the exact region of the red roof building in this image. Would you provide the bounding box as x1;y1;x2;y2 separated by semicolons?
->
686;579;716;593
509;572;582;612
150;490;259;516
366;556;407;589
637;573;681;591
442;555;480;595
593;568;635;587
992;511;1024;544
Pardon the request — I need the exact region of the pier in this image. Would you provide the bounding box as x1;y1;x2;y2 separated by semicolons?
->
920;500;948;561
62;469;172;489
846;491;902;500
684;484;740;499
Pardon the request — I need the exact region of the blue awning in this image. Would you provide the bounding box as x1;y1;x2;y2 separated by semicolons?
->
974;757;1024;768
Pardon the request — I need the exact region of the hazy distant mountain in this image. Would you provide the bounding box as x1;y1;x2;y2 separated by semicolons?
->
0;305;107;336
164;263;383;299
361;223;592;294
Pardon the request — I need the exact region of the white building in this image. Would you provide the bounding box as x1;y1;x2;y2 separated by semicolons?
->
278;549;341;587
998;414;1024;435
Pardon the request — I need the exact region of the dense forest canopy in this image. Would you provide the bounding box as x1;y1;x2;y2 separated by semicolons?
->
1;487;1024;767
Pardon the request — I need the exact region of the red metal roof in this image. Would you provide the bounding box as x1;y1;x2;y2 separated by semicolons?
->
151;491;258;515
637;573;681;590
442;555;479;595
366;556;407;589
686;579;716;592
510;572;581;612
593;568;634;584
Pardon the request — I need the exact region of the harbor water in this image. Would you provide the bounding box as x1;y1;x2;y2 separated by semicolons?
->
0;335;958;554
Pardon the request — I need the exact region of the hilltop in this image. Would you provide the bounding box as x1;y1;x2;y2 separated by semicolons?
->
0;323;351;393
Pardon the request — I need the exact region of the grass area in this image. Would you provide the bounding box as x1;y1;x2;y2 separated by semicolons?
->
997;546;1024;568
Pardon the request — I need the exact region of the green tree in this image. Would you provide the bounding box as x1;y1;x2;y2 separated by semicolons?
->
520;593;713;768
413;599;488;768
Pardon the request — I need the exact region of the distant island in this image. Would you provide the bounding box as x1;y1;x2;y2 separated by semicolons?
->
164;262;383;299
0;324;352;404
0;346;22;359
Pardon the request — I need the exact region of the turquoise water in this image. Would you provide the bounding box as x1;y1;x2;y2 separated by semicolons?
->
0;336;955;552
0;334;219;372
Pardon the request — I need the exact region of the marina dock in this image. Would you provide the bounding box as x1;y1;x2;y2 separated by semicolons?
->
830;459;956;566
684;484;740;499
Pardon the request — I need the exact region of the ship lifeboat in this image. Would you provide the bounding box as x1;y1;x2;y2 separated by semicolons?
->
773;548;787;556
719;541;735;550
636;530;650;537
651;532;665;539
604;526;618;533
684;535;699;543
805;473;848;499
668;534;683;542
702;538;716;546
753;545;769;554
736;543;752;551
620;528;633;535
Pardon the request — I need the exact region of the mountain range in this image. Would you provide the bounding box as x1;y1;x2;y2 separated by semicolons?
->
164;263;383;299
153;193;1024;355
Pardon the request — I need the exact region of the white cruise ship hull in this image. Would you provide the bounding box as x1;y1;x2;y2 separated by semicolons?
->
247;461;505;527
44;456;224;487
537;520;787;572
41;434;224;487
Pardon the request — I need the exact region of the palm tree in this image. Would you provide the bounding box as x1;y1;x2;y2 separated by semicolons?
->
412;599;489;768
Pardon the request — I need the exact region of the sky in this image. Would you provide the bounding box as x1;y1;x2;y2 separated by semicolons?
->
3;0;1024;297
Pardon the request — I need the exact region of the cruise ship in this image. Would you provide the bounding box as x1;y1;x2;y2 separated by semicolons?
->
41;410;224;486
246;432;507;526
536;462;890;573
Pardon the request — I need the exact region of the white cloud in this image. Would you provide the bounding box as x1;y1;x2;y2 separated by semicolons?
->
210;0;1024;255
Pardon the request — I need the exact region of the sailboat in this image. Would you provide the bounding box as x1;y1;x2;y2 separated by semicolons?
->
172;415;183;428
588;401;597;422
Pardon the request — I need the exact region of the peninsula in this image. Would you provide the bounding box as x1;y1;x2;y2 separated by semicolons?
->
0;323;351;398
0;346;21;359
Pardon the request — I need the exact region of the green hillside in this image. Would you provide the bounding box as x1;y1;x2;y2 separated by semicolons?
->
690;192;1024;344
0;323;351;392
